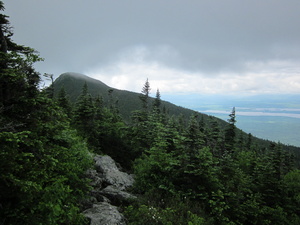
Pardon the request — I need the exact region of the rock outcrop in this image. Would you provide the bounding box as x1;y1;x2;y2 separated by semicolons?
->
83;202;126;225
82;155;135;225
94;155;134;190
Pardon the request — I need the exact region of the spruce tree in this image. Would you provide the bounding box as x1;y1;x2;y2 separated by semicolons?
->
0;2;41;129
57;86;72;117
184;114;204;157
207;116;223;156
73;82;95;136
139;78;151;111
153;88;161;112
224;107;237;153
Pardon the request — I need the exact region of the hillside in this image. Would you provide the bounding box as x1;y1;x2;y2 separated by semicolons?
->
53;72;207;123
51;72;300;224
52;72;300;157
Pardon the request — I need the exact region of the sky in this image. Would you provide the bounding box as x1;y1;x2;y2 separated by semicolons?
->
3;0;300;95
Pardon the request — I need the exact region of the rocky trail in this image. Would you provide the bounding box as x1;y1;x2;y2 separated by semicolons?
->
82;155;136;225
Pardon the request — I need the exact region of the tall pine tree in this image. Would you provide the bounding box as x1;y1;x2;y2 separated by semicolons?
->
139;78;151;111
225;107;237;153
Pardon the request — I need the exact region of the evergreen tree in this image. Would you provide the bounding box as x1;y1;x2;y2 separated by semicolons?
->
0;3;92;223
207;116;223;156
0;3;41;129
225;107;237;153
139;78;151;111
44;73;54;98
129;79;153;156
246;133;253;150
183;114;204;157
73;82;95;137
283;170;300;223
199;114;206;133
107;88;120;116
57;86;72;117
94;95;104;120
153;88;161;112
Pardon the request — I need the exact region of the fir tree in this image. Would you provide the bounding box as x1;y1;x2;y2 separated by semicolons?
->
73;82;95;136
139;78;151;111
0;3;42;128
153;88;161;112
57;86;72;117
225;107;237;153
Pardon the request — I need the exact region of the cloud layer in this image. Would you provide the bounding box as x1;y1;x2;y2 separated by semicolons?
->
4;0;300;95
86;45;300;95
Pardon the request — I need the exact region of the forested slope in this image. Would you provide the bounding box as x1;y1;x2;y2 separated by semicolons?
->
53;72;300;159
50;72;300;224
52;72;201;122
52;75;300;224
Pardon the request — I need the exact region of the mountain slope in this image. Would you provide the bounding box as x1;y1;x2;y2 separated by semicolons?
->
52;72;300;158
53;72;203;122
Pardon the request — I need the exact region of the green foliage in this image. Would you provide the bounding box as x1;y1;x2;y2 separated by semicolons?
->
52;73;300;158
0;4;92;224
125;201;206;225
71;82;132;168
224;107;237;152
139;78;151;111
57;86;72;117
153;88;162;112
73;82;95;135
132;117;179;194
128;92;300;224
0;102;93;224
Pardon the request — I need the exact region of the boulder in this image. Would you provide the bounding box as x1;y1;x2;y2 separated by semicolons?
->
83;202;126;225
90;190;111;203
100;185;137;205
85;169;104;188
94;155;134;190
82;155;136;225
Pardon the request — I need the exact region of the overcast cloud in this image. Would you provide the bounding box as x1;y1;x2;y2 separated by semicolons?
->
3;0;300;95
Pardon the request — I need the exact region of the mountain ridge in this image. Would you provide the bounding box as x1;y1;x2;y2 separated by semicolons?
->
53;72;202;122
52;72;300;157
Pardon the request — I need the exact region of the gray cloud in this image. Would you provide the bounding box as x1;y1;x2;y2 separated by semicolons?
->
3;0;300;93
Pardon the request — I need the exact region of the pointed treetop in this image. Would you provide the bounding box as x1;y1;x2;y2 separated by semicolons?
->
153;88;161;110
141;78;151;97
228;107;236;125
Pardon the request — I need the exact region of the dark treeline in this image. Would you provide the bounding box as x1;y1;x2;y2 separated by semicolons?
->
1;2;300;224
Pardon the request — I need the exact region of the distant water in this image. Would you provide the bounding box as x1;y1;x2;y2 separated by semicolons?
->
163;94;300;147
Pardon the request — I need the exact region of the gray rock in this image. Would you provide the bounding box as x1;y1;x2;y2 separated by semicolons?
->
80;196;98;210
94;155;134;190
100;185;137;204
85;169;104;188
83;155;136;225
90;190;111;203
83;202;126;225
